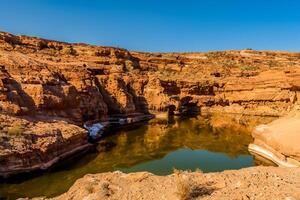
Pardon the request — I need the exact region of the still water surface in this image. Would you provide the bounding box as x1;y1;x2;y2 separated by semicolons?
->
0;115;272;199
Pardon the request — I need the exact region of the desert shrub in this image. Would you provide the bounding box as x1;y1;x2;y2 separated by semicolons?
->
62;46;77;56
47;48;58;56
176;178;190;200
36;40;48;50
268;60;280;68
48;44;63;51
194;168;203;173
221;62;239;68
7;125;23;136
3;35;22;46
85;184;94;194
206;51;224;60
176;179;215;200
174;170;215;200
239;65;258;71
95;49;111;57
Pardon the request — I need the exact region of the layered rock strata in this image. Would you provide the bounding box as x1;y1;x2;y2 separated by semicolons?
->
0;114;90;177
249;109;300;167
1;32;300;121
1;31;300;176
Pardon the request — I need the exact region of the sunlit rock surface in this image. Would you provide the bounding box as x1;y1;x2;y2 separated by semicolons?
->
0;114;90;177
1;31;300;178
249;109;300;167
1;32;300;122
51;167;300;200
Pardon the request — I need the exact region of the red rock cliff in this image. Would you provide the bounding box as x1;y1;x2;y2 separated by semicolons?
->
1;32;300;176
1;32;300;123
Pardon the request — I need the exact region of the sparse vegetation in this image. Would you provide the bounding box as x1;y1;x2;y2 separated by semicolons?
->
176;178;190;200
62;46;77;56
173;168;216;200
175;171;215;200
85;184;94;194
268;60;280;68
47;48;57;56
156;67;180;80
240;65;258;71
95;49;111;57
194;168;203;173
36;41;48;50
7;125;24;136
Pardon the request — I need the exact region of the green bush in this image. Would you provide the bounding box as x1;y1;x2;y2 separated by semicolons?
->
7;125;23;136
239;66;258;71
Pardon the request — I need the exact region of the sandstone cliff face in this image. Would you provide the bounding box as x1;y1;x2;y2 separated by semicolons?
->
249;109;300;167
0;114;90;177
1;31;300;176
1;32;300;123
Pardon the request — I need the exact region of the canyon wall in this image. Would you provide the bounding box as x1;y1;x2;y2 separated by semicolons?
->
1;31;300;176
1;32;300;124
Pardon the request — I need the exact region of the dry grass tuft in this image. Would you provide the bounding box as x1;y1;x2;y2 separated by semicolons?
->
175;170;215;200
62;46;77;56
7;125;23;136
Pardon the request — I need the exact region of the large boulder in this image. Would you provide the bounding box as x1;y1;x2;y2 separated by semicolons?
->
249;110;300;167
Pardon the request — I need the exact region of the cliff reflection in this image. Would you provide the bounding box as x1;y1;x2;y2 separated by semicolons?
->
97;114;268;169
0;114;275;199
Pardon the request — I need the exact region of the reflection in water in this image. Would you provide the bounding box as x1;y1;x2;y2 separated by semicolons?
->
0;115;275;199
117;149;253;175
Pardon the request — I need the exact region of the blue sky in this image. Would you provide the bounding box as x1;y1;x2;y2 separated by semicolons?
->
0;0;299;52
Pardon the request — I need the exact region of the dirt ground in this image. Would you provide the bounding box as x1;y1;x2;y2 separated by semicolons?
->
48;166;300;200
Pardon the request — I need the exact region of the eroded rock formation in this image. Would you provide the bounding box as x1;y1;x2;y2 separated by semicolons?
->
249;108;300;167
0;114;90;177
1;32;300;122
1;31;300;176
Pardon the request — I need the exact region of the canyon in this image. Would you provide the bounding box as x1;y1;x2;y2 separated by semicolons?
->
1;31;300;122
0;32;299;199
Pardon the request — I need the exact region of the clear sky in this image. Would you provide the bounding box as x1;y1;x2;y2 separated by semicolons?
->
0;0;299;52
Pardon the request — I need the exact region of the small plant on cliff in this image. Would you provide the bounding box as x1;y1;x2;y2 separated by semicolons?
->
268;60;280;68
176;178;190;200
174;169;215;200
36;40;48;50
62;46;77;56
7;125;24;136
239;65;258;71
85;184;94;194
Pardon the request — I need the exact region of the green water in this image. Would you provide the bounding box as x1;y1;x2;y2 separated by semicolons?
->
0;115;272;199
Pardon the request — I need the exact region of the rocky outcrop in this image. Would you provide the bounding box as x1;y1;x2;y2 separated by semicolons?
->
249;108;300;167
50;167;300;200
1;32;300;122
132;51;300;116
0;114;91;177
